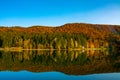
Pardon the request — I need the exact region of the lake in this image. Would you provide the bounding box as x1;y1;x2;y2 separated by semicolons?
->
0;50;120;80
0;71;120;80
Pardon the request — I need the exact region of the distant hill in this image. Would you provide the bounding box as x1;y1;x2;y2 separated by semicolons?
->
0;23;120;36
0;23;120;50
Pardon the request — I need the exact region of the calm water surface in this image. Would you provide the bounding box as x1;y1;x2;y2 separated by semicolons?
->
0;50;120;80
0;71;120;80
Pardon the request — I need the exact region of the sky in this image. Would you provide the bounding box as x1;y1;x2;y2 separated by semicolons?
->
0;0;120;27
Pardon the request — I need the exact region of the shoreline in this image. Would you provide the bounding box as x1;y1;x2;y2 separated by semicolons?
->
0;47;107;52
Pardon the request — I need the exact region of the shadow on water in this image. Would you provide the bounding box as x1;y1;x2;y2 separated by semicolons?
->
0;50;120;75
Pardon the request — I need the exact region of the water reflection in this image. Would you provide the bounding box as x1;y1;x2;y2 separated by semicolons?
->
0;71;120;80
0;50;120;75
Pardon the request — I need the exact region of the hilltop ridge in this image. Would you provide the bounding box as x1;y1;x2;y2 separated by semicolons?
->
0;23;120;39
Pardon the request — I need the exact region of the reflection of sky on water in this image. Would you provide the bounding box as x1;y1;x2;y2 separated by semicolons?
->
0;71;120;80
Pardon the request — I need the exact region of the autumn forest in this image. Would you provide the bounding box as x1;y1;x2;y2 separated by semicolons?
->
0;23;120;51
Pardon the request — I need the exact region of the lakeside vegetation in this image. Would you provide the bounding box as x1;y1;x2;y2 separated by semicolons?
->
0;23;120;51
0;23;120;75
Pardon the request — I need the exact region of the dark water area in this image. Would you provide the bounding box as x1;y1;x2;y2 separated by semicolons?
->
0;50;120;80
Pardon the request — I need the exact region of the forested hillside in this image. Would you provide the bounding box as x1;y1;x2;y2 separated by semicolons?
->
0;23;120;50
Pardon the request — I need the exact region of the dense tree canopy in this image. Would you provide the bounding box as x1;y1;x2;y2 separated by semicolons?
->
0;23;120;50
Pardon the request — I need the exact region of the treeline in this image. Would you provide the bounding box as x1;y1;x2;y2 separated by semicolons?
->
0;23;120;50
0;30;112;49
0;31;87;49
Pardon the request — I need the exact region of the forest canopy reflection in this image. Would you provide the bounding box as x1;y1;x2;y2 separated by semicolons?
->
0;50;120;75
